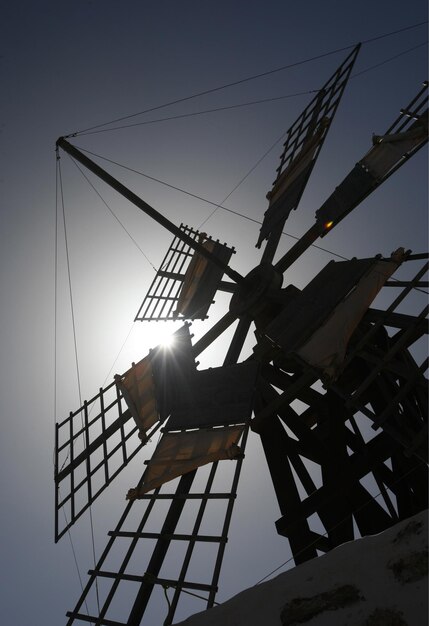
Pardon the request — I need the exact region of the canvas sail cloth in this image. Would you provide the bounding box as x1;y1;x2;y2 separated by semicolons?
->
296;251;404;380
264;250;405;382
127;362;258;497
115;325;196;442
166;361;259;430
257;119;329;246
266;119;329;207
127;426;245;497
362;113;428;181
174;235;234;319
316;111;428;232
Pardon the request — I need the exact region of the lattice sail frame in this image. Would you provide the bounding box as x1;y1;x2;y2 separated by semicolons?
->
55;327;259;543
65;439;250;626
55;324;197;541
134;224;235;322
256;43;360;249
55;380;144;542
63;353;260;625
316;80;429;234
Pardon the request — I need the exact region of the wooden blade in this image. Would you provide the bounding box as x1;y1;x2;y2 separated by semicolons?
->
135;224;235;322
253;257;428;463
55;378;145;542
316;81;428;234
274;82;427;275
55;324;198;541
166;361;259;430
257;44;361;256
64;432;250;625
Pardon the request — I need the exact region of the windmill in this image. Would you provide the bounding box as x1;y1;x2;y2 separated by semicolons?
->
54;44;428;625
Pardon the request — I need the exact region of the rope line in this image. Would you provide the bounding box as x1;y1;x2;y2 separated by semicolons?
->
72;145;332;252
99;322;137;389
68;156;157;271
66;47;355;137
198;130;288;229
197;36;425;232
60;489;92;618
74;40;427;139
58;160;83;422
350;41;428;80
57;321;137;477
76;90;316;137
58;157;101;614
58;35;428;282
359;20;427;45
163;585;172;613
68;146;429;284
54;150;59;452
54;156;92;620
65;21;427;137
63;502;93;624
144;572;220;609
51;22;427;616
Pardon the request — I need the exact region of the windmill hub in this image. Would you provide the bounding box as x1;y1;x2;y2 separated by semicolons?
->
229;262;283;320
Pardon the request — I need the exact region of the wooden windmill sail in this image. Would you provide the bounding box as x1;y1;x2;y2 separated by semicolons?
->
54;46;428;625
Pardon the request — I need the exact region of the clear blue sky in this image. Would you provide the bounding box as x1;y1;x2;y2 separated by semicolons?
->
0;2;427;624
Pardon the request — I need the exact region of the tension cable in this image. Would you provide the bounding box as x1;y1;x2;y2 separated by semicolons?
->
66;20;427;138
57;154;101;614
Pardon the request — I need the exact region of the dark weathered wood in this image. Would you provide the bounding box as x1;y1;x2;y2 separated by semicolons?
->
56;409;133;483
257;44;361;254
223;316;252;365
61;78;428;625
126;471;196;625
166;361;258;430
258;413;318;564
57;138;243;285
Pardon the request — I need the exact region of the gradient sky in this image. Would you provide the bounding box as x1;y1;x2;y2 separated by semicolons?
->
0;2;427;624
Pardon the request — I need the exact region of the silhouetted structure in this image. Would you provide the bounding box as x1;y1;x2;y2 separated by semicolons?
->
54;50;428;625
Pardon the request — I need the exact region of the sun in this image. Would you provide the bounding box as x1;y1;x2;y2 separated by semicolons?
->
147;321;179;350
160;333;175;348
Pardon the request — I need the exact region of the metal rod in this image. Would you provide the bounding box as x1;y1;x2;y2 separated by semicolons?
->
56;137;244;285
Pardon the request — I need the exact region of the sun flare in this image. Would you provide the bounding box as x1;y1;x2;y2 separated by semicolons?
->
160;333;175;348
